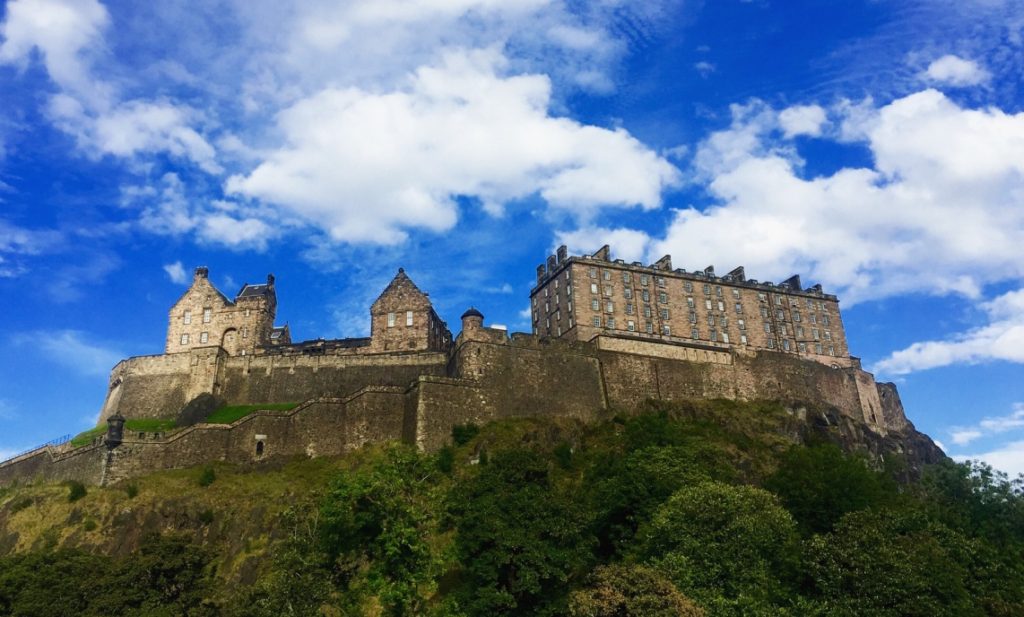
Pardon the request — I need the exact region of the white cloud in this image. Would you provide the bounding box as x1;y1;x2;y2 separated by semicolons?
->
16;330;123;377
227;49;680;244
956;440;1024;478
778;104;828;138
874;289;1024;374
163;261;188;285
638;89;1024;305
0;0;219;171
943;403;1024;447
922;54;990;87
694;61;715;77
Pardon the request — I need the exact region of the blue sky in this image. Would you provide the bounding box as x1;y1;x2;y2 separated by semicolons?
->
1;0;1023;474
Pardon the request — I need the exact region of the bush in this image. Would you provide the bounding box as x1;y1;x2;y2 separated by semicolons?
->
198;466;216;487
66;481;87;502
197;509;214;526
10;496;33;513
554;442;573;469
82;519;97;532
124;483;139;499
452;423;480;446
436;446;455;473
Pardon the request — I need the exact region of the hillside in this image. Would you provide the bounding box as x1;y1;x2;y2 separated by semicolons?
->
0;399;1020;616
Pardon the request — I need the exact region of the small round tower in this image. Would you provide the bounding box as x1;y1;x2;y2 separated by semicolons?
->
461;307;484;333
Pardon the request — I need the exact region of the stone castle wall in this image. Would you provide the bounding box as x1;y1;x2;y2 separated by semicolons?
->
1;332;911;486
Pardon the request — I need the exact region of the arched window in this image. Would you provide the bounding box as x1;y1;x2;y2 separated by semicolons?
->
255;441;264;457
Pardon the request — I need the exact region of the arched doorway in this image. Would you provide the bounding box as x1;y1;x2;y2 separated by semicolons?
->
222;328;239;355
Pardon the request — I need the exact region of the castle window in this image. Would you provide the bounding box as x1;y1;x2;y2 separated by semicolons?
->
822;315;831;326
812;328;819;340
824;331;832;341
656;276;666;287
387;312;396;327
776;309;785;320
203;308;212;323
406;311;413;326
662;324;671;336
738;318;746;330
715;286;722;297
794;310;802;322
555;310;561;321
740;334;748;345
593;317;601;327
242;327;248;338
717;301;724;311
797;326;805;337
567;301;573;312
603;270;611;281
828;345;835;356
605;301;614;313
200;331;209;344
256;441;264;457
660;308;669;320
245;309;251;317
622;272;631;283
720;315;728;327
689;311;697;323
589;267;598;278
626;303;634;315
624;288;633;299
705;299;712;310
180;333;189;345
764;323;772;333
735;303;742;313
806;298;813;308
607;317;615;329
687;297;694;308
533;311;539;323
568;317;574;328
810;314;817;324
815;343;823;354
557;326;562;336
758;292;767;302
732;289;740;299
644;305;652;318
554;279;559;289
591;283;599;294
760;306;768;318
781;324;788;336
591;299;599;311
775;296;783;305
721;332;729;344
703;284;711;295
603;285;613;296
799;342;807;352
642;289;650;302
545;302;550;313
658;292;668;304
710;329;718;342
641;274;649;286
544;287;549;298
783;339;791;351
708;314;715;326
767;338;776;349
684;281;693;293
646;322;653;333
183;310;192;324
691;327;700;339
627;320;636;331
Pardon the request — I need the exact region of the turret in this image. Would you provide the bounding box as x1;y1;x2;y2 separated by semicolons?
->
104;413;125;449
461;307;484;333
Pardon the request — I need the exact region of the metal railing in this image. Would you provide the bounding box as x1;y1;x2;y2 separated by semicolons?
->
0;434;71;464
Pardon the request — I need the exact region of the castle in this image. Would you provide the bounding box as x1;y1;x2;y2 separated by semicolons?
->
0;246;920;486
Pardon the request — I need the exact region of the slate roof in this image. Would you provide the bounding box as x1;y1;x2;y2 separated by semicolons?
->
236;283;272;299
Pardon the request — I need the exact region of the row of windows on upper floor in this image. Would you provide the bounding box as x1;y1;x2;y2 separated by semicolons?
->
179;327;251;345
541;266;834;312
385;311;448;337
181;307;258;324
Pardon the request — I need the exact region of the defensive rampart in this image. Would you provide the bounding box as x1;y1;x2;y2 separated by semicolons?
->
0;331;910;486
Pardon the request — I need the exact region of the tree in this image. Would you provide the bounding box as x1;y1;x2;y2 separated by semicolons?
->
637;482;800;615
446;448;594;615
569;564;704;617
319;445;439;616
765;443;896;535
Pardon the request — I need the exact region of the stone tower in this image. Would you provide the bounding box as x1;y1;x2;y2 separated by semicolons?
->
368;269;451;352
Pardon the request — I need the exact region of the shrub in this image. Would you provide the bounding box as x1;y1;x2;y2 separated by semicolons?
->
125;483;139;499
436;446;455;473
554;442;574;469
10;496;33;513
452;423;480;446
82;519;98;532
66;481;87;502
198;466;216;487
197;509;214;526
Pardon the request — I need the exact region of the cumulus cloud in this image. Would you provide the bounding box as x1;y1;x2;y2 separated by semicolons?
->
639;89;1024;305
227;49;680;244
874;289;1024;375
778;104;828;138
555;226;653;264
922;54;990;87
0;0;218;171
163;261;188;284
945;403;1024;447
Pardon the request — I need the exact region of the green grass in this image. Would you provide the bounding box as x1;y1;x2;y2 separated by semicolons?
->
70;418;178;448
205;403;299;425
